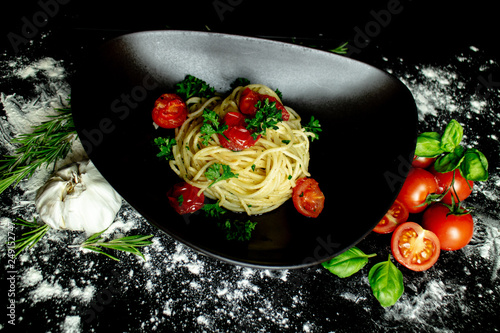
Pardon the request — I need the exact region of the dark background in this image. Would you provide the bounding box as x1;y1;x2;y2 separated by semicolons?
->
2;0;498;64
1;1;499;332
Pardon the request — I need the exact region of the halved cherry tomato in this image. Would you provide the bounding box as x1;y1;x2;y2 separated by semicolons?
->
412;155;436;169
422;204;474;251
152;93;187;129
391;222;440;271
396;167;438;214
167;182;204;214
431;168;473;205
239;88;290;121
373;199;409;234
218;112;261;151
292;177;325;218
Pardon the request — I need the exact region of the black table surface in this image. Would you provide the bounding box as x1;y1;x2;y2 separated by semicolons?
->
1;1;499;332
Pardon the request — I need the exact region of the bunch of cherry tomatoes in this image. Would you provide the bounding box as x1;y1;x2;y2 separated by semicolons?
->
374;156;475;271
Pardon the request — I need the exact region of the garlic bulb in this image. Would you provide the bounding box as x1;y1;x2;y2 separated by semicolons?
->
35;160;122;234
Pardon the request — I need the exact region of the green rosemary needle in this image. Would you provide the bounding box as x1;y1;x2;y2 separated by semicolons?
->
0;102;77;195
12;218;50;257
76;229;154;261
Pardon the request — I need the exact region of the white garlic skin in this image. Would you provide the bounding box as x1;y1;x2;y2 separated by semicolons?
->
35;160;122;234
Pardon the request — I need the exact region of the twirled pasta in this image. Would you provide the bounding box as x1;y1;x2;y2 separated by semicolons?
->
169;84;313;215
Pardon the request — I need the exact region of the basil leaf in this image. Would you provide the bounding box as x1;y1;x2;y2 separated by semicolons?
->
433;145;465;173
440;119;463;152
322;247;376;278
415;132;444;157
460;148;489;181
368;255;404;307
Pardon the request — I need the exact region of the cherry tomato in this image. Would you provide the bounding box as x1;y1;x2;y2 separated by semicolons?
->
239;88;290;121
412;155;436;169
292;177;325;218
218;112;261;151
421;204;474;251
239;88;261;117
396;167;438;214
431;168;473;205
152;93;188;129
167;182;204;214
391;222;441;271
373;199;409;234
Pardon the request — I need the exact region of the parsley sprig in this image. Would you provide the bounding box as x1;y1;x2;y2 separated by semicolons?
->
303;116;322;141
245;98;283;139
200;109;228;145
216;219;257;241
175;75;216;100
154;137;177;160
205;163;239;187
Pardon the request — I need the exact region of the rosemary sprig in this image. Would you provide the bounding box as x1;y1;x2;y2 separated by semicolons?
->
329;42;349;55
76;229;154;261
12;218;50;257
0;102;77;195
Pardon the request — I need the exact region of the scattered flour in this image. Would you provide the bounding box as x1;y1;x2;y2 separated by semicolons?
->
1;46;499;333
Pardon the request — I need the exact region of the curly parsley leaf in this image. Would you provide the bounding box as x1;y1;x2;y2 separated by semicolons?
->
217;219;257;241
175;75;216;100
205;163;238;187
230;77;251;91
245;98;283;139
303;116;322;142
201;202;227;218
199;109;228;145
154;137;177;160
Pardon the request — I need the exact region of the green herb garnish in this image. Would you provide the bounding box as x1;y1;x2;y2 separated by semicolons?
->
245;98;283;139
205;163;238;187
0;101;76;195
199;109;228;145
175;75;216;100
201;202;227;218
303;116;322;142
154;137;177;160
217;219;257;241
11;218;50;257
230;77;251;91
329;42;349;55
77;229;154;261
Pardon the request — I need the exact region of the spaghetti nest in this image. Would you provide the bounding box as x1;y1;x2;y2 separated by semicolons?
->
169;84;314;215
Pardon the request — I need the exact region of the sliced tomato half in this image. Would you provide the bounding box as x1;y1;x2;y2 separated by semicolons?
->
391;222;440;271
292;177;325;218
373;199;409;234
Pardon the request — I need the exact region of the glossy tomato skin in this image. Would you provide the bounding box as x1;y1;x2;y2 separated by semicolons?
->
396;167;438;214
431;168;473;205
373;199;409;234
292;177;325;218
152;93;188;129
218;112;260;151
412;155;436;169
391;222;441;271
421;204;474;251
239;88;260;116
167;182;204;214
239;88;290;121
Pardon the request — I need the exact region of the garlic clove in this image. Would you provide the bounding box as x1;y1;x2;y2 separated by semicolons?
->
35;160;122;234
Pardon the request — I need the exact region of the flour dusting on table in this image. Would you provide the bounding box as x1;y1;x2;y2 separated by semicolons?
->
1;46;499;332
